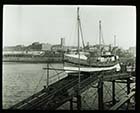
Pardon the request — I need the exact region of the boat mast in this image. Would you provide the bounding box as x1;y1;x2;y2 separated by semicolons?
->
114;35;116;47
99;20;105;54
99;20;102;46
114;35;117;55
99;20;102;55
79;17;85;49
77;7;81;95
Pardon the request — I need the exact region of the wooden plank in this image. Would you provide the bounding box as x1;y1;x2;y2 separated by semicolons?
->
103;73;130;81
110;91;135;110
9;71;132;110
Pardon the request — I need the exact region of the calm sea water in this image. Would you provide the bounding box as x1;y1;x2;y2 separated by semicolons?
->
3;62;67;109
3;62;134;110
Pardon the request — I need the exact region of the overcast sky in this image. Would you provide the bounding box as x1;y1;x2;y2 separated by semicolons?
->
3;5;136;49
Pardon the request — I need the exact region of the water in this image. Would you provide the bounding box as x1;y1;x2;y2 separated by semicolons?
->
3;62;135;110
2;62;67;109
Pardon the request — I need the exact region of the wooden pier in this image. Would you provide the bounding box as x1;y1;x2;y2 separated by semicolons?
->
9;66;135;110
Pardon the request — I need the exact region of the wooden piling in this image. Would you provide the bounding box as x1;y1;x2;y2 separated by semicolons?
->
112;80;116;105
98;77;104;110
70;98;73;110
77;94;81;110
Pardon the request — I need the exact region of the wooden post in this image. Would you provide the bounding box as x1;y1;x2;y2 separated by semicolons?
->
98;77;104;110
127;78;130;109
47;63;49;88
77;94;81;110
77;7;81;111
70;98;73;110
112;80;116;105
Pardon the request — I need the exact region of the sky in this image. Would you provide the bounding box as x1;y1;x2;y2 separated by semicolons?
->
3;5;136;49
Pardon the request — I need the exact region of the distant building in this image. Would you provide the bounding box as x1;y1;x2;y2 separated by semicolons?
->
27;42;42;51
32;42;40;46
3;42;52;53
51;44;63;51
27;42;52;51
3;45;25;51
128;47;136;57
61;38;65;47
3;46;16;51
3;50;44;56
41;43;52;51
3;51;25;55
51;38;66;52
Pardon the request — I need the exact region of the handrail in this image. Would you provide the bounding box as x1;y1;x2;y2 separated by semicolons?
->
110;91;135;110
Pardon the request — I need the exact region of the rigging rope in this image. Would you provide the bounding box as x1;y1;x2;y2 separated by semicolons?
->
33;70;46;94
79;20;85;48
68;8;86;48
33;64;65;95
49;64;65;80
101;28;105;45
68;19;76;47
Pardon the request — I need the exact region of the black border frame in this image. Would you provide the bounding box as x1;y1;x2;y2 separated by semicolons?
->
1;0;138;112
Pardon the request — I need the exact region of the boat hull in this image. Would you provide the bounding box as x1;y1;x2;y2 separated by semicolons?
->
64;63;121;74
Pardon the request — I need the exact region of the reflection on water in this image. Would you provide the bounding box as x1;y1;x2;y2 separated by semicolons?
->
3;62;67;109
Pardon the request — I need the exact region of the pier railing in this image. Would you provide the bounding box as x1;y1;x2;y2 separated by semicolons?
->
9;64;135;110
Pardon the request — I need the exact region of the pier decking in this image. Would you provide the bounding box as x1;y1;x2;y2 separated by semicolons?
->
9;66;135;110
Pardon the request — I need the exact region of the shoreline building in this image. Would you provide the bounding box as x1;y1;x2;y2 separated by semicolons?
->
128;47;136;57
51;38;66;52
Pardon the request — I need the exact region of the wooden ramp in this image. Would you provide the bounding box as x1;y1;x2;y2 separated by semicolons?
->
9;71;132;110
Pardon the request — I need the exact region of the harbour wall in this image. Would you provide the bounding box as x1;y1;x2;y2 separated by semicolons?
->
3;56;63;63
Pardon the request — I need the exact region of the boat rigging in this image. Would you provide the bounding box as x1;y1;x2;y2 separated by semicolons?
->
63;7;121;75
